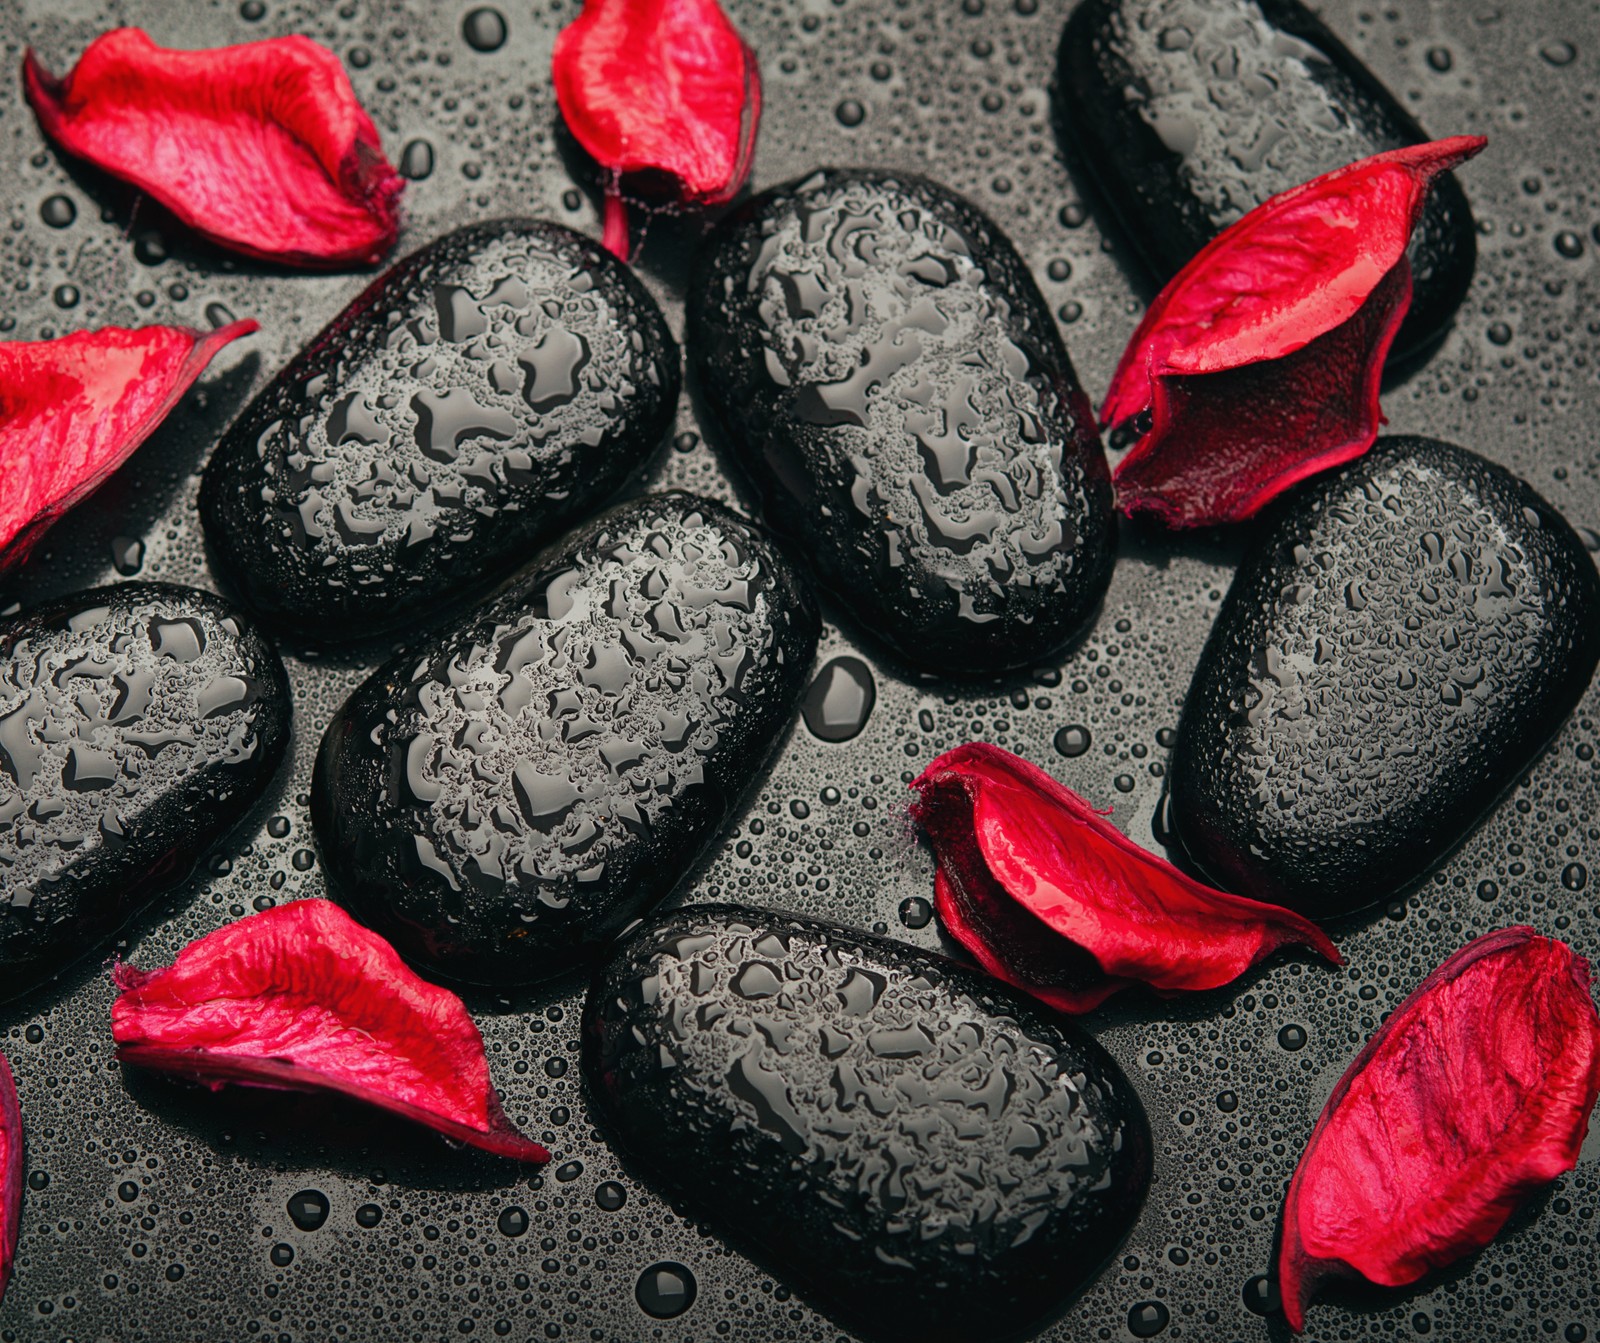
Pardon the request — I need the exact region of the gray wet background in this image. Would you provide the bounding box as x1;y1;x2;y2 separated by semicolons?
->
0;0;1597;1339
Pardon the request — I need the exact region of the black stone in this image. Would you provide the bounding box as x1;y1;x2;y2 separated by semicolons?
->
687;169;1114;675
201;218;679;642
1053;0;1478;361
1171;437;1600;919
312;494;819;987
0;583;291;1001
585;905;1151;1343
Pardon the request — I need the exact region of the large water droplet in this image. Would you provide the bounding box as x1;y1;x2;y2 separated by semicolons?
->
286;1189;329;1232
636;1262;696;1319
462;7;508;52
800;657;875;742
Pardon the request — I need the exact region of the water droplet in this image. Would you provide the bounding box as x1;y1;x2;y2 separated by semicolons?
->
205;302;236;328
554;1160;583;1182
399;138;435;181
835;99;866;128
496;1205;529;1237
462;7;508;52
117;1182;139;1203
1487;321;1513;346
348;46;372;69
1562;862;1588;891
269;1242;295;1267
1054;724;1091;757
800;657;876;742
39;195;75;228
355;1203;383;1228
1425;45;1453;71
1216;1090;1238;1113
53;284;79;310
110;536;145;576
636;1262;696;1319
1046;258;1072;282
23;1025;42;1045
27;1170;48;1191
1476;878;1499;902
595;1181;627;1211
240;0;266;18
544;1056;568;1078
134;232;169;266
898;896;933;929
1555;231;1585;260
1128;1301;1170;1337
1242;1274;1280;1316
1539;39;1577;66
1277;1023;1307;1051
286;1189;329;1232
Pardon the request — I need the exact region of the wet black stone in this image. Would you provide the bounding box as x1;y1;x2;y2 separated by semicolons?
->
688;169;1114;675
201;219;679;642
1171;437;1600;918
1053;0;1478;361
0;583;290;1001
584;904;1151;1343
312;494;819;987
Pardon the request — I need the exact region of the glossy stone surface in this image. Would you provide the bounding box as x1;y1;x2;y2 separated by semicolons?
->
1171;437;1600;918
0;583;290;1000
1054;0;1477;360
201;218;679;641
584;903;1152;1343
688;169;1115;675
312;493;819;987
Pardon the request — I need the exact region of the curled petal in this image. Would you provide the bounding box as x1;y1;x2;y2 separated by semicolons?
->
0;1054;19;1304
553;0;760;258
910;744;1340;1013
1102;136;1486;528
24;29;403;267
110;900;548;1161
0;320;257;574
1279;927;1600;1331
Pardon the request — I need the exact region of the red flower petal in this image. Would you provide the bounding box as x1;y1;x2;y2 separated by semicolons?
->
24;29;403;268
0;1054;20;1305
553;0;761;258
110;900;548;1162
909;744;1340;1013
1279;927;1600;1332
0;320;257;575
1102;136;1486;528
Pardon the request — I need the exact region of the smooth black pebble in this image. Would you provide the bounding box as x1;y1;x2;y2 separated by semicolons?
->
313;494;819;987
1054;0;1478;360
584;904;1151;1343
1171;436;1600;918
688;169;1114;675
0;583;290;1000
201;219;679;641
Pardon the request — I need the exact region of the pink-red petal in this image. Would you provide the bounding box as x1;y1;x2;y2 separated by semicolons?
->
110;900;547;1162
0;320;257;574
0;1054;19;1305
910;744;1340;1013
24;29;403;268
553;0;761;258
1279;927;1600;1331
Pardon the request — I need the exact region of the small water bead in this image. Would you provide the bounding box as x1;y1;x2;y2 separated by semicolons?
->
267;816;291;839
355;1203;383;1228
1216;1090;1239;1113
1555;231;1585;260
554;1160;583;1182
1277;1023;1308;1051
1059;202;1088;229
23;1025;42;1045
1425;46;1453;71
39;195;75;229
1046;258;1072;282
594;1181;626;1211
835;99;866;127
117;1182;139;1203
110;536;145;576
1413;1313;1432;1334
269;1243;295;1267
27;1170;48;1191
1054;724;1091;757
1540;39;1578;66
1114;773;1135;793
239;0;266;18
399;139;435;181
1562;862;1588;891
790;799;811;820
286;1189;329;1232
205;302;236;328
543;1056;568;1079
53;284;79;309
1487;321;1513;346
348;46;372;69
898;896;933;929
800;657;876;743
496;1205;529;1237
635;1263;696;1319
1127;1300;1170;1337
462;7;508;52
1477;879;1499;902
1242;1274;1280;1316
134;232;167;267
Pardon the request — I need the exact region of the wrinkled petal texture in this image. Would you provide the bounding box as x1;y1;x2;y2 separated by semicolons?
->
1279;927;1600;1332
24;29;403;267
0;1054;19;1304
553;0;760;256
111;900;547;1161
0;320;257;574
910;744;1340;1013
1102;136;1485;529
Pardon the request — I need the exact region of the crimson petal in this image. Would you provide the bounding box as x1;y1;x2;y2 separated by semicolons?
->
910;744;1340;1013
1103;136;1486;528
553;0;761;258
0;1054;19;1304
24;29;403;268
1278;927;1600;1332
110;900;548;1162
0;320;257;574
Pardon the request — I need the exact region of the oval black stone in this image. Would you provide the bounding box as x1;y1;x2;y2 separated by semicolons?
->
0;583;291;1001
201;218;680;642
1053;0;1478;361
583;904;1151;1343
1170;437;1600;918
312;494;819;987
687;169;1114;675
